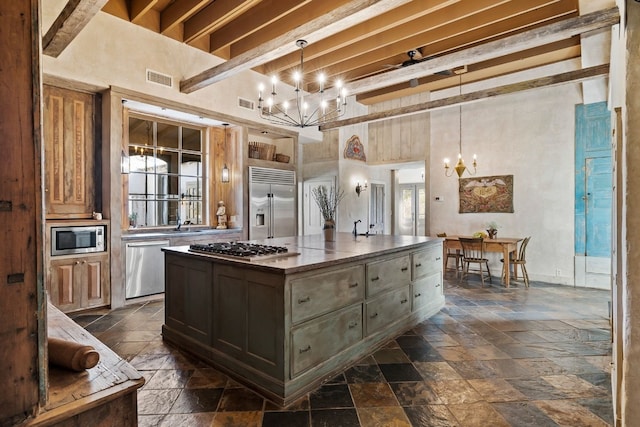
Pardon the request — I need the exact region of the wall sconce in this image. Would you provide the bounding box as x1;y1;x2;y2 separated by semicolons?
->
221;164;230;183
355;181;367;197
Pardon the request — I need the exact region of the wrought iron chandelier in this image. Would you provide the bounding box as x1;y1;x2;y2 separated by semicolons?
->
444;74;477;178
257;40;347;128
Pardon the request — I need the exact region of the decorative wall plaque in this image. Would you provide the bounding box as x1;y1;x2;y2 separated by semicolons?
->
343;135;366;162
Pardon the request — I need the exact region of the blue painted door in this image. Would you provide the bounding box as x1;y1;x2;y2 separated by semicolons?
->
586;157;612;256
575;102;611;257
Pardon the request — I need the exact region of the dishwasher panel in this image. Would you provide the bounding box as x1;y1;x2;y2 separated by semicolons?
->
126;240;170;299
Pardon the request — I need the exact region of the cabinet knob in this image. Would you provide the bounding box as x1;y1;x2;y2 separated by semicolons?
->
415;263;422;267
297;296;310;304
435;283;441;288
415;293;422;298
75;261;80;265
435;257;441;261
400;298;408;304
299;345;311;354
371;276;379;282
401;267;408;272
348;282;358;288
370;312;378;318
348;321;358;329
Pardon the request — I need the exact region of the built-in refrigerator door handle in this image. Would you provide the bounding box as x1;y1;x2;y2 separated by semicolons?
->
268;193;274;238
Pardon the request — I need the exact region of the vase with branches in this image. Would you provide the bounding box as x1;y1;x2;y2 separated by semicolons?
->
311;185;345;241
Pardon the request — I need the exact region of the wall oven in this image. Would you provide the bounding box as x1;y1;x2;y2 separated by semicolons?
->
51;225;106;256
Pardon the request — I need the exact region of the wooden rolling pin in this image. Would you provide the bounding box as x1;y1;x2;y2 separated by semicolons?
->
48;337;100;371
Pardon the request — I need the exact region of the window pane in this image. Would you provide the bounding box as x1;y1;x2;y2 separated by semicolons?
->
129;172;156;196
129;150;157;173
182;127;201;151
181;153;202;177
181;177;201;199
184;201;202;225
156;174;179;198
129;198;157;227
129;117;153;146
157;150;178;174
157;122;179;149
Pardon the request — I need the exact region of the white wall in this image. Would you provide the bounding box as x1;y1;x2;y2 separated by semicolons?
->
430;60;584;284
41;9;323;143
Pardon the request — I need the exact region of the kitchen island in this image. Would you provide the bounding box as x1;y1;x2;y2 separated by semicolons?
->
162;233;444;405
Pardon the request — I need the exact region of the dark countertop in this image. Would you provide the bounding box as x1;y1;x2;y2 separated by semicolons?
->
162;233;443;274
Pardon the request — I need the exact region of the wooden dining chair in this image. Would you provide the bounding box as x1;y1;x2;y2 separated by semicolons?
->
459;237;492;287
501;236;531;287
437;233;463;276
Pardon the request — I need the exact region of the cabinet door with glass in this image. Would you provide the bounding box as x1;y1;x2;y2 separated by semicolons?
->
127;115;204;228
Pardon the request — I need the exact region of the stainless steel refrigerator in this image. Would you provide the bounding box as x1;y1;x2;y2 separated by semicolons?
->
249;167;296;239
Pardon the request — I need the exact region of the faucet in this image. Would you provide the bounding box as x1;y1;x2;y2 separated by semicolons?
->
353;220;361;236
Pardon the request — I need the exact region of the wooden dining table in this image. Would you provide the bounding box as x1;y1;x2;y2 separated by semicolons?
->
442;236;523;287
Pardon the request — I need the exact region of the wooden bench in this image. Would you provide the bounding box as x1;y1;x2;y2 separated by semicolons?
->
20;303;144;426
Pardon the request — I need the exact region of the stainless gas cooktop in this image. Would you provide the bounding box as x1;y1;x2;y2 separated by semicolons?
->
188;242;297;261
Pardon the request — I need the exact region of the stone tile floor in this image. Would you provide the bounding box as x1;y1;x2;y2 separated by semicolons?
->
71;277;613;426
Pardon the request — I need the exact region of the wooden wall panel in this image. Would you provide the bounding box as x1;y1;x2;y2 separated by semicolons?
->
367;93;430;165
0;0;42;423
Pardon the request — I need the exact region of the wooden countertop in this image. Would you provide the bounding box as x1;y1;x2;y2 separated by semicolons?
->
163;233;443;274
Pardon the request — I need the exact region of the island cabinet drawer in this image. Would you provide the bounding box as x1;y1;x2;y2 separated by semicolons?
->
366;255;411;297
412;245;443;280
291;304;363;377
412;273;443;312
365;287;411;336
290;265;365;324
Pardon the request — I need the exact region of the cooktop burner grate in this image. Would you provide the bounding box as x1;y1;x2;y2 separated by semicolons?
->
188;242;296;260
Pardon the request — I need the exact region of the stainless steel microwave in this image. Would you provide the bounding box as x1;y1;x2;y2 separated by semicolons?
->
51;225;106;256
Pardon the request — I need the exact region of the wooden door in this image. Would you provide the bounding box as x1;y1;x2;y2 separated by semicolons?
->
397;184;425;236
574;102;612;287
369;183;384;234
44;85;98;218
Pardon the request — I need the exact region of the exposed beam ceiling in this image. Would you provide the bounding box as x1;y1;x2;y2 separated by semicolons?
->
86;1;617;108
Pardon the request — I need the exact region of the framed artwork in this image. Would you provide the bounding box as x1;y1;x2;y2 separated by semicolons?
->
343;135;366;162
459;174;514;213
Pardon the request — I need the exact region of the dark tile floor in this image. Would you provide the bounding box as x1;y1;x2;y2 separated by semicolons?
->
71;276;613;427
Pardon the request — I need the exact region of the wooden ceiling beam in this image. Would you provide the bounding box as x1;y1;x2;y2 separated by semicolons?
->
130;0;158;23
183;0;257;44
208;0;312;54
160;0;211;34
357;37;581;104
229;0;352;57
321;1;576;87
293;0;567;79
319;64;608;130
43;0;110;57
261;0;461;75
306;6;618;105
180;0;415;93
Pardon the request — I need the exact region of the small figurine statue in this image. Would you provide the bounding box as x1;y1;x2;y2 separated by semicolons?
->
216;200;227;229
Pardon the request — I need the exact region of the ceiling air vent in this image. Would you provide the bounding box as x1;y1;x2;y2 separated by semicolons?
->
146;69;173;88
238;97;255;111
